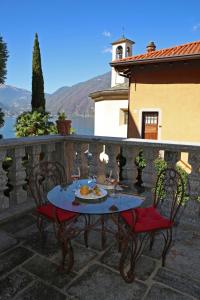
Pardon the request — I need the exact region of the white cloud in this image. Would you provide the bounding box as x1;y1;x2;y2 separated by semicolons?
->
102;31;111;37
102;47;112;53
193;23;200;31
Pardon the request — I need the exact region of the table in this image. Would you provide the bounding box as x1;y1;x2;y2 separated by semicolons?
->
47;179;143;276
47;179;143;215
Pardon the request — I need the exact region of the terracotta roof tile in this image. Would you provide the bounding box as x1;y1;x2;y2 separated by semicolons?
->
113;40;200;63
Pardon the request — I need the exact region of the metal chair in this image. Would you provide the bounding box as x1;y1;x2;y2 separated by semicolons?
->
28;161;79;271
119;168;185;283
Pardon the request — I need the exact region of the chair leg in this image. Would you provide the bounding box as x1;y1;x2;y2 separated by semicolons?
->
60;239;74;273
162;228;172;266
119;236;138;283
149;232;155;250
36;215;45;237
84;215;90;248
101;215;106;249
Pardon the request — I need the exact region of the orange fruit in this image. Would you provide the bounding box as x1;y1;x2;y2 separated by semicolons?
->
80;185;89;195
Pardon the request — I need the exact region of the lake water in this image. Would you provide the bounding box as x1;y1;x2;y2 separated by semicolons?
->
0;116;94;138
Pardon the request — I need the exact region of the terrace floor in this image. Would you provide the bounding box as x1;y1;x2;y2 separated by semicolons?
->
0;208;200;300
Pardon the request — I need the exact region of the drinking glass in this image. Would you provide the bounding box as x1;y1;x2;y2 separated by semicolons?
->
106;170;119;197
71;166;80;181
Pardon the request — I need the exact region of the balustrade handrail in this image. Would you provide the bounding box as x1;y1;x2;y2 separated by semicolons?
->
0;134;200;152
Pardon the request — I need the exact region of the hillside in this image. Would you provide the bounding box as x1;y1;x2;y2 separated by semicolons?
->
46;72;111;116
0;72;111;116
0;85;31;115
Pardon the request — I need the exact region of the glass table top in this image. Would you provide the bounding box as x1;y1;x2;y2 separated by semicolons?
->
47;179;143;215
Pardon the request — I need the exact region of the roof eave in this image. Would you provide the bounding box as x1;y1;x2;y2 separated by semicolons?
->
110;53;200;68
89;89;128;101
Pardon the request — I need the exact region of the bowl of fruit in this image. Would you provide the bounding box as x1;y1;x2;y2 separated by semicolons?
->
75;184;107;203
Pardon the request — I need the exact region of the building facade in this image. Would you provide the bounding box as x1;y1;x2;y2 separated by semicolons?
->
111;40;200;143
90;36;134;138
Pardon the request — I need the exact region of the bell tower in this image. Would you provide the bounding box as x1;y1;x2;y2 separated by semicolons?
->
111;36;135;87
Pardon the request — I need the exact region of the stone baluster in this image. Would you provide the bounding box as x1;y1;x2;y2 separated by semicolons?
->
162;150;182;217
105;144;120;179
26;145;42;170
188;151;200;201
55;142;65;166
121;146;139;187
8;147;27;205
0;150;9;210
64;141;75;183
74;142;89;178
164;150;181;168
25;145;42;201
88;143;105;178
42;143;56;161
143;147;159;188
183;151;200;224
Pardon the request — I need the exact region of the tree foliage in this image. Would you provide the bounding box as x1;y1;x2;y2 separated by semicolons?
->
0;35;9;84
15;111;57;137
31;33;45;112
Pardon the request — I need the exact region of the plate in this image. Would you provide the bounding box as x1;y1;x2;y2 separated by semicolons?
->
75;187;107;204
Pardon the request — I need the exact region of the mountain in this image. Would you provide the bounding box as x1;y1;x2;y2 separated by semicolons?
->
46;72;111;116
0;72;111;116
0;85;31;115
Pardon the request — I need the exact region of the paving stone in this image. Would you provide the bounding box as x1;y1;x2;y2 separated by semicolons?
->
101;243;156;281
0;269;34;299
23;231;60;257
166;237;200;281
15;280;68;300
1;214;36;234
143;235;166;259
23;255;74;288
0;247;34;277
0;230;17;253
13;223;38;240
145;283;194;300
154;267;200;299
173;223;200;243
75;228;115;251
67;264;147;300
53;242;98;272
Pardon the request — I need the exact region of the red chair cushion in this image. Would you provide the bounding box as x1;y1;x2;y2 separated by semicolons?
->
37;203;78;223
121;206;173;233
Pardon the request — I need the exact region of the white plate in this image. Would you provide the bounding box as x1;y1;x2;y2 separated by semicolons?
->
75;187;107;201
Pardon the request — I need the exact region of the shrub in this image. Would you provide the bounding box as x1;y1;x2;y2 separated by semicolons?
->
57;111;67;121
135;150;146;170
15;111;57;137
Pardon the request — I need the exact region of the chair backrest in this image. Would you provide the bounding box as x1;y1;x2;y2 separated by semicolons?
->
153;168;185;222
28;161;66;207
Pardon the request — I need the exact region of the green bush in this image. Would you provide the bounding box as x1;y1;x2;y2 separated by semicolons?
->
135;150;146;169
15;111;57;137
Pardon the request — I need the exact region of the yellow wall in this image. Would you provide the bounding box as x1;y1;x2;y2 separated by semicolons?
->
128;61;200;142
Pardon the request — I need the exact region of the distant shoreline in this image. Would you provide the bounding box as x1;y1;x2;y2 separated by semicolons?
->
0;115;94;138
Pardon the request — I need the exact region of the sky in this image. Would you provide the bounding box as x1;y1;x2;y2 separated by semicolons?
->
1;0;200;94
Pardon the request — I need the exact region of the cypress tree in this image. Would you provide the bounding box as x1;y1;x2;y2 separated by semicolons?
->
0;35;9;84
31;33;45;112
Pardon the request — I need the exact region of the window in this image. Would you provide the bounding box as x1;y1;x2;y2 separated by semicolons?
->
120;109;128;125
126;46;130;57
124;110;128;124
116;46;123;59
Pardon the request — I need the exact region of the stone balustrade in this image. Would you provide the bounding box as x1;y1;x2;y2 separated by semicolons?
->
0;134;199;224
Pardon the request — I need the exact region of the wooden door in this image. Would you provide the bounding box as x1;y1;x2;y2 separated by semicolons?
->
142;112;158;140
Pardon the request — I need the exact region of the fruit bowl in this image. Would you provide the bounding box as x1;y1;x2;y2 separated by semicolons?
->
75;186;107;204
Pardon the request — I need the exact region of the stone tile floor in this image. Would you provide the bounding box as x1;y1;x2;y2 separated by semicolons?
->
0;211;200;300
